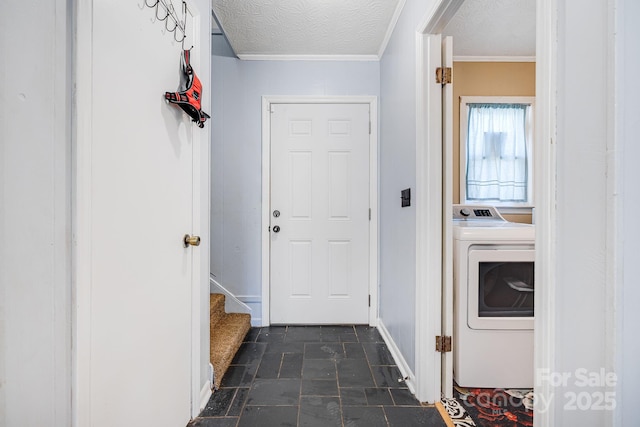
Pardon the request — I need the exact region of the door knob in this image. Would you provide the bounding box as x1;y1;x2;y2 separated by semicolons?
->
183;234;201;248
272;225;281;233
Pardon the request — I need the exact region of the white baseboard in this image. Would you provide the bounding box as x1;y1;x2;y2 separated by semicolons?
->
199;380;212;412
209;276;251;314
377;319;417;395
235;295;262;326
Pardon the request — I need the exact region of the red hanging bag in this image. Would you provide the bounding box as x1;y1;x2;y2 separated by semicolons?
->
164;49;210;128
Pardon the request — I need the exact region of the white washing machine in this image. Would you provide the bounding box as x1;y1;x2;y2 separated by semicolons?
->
453;205;535;388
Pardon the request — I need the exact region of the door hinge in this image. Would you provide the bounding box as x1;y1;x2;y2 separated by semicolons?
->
435;67;452;85
368;295;371;307
369;121;371;134
435;335;452;353
369;208;371;221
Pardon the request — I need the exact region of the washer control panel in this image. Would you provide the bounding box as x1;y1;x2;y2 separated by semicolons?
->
452;204;505;221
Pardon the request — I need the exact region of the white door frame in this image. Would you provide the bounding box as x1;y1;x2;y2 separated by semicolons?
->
73;0;206;422
261;96;379;327
414;29;447;404
414;1;557;422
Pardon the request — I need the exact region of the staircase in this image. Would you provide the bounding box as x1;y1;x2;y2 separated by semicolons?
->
210;293;251;389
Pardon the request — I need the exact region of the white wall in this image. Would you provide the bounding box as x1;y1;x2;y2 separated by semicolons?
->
616;0;640;425
553;0;612;424
210;37;380;325
549;0;630;425
378;0;437;374
0;1;72;426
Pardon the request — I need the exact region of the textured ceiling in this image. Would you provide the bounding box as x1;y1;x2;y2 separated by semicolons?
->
211;0;402;59
212;0;535;60
442;0;536;58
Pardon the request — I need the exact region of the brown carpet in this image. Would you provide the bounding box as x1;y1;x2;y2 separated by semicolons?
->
210;294;251;389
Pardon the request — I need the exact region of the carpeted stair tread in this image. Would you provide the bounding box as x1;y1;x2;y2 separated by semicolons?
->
209;294;251;390
210;313;251;389
209;293;226;329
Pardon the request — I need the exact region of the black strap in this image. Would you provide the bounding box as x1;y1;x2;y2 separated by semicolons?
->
182;49;192;75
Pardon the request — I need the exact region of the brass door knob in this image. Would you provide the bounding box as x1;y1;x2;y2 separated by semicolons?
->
183;234;201;248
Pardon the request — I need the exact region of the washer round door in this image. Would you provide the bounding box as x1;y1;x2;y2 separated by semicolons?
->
467;246;535;330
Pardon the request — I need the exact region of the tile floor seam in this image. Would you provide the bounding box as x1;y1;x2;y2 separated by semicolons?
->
381;405;391;427
224;388;236;418
234;328;259;426
276;352;284;378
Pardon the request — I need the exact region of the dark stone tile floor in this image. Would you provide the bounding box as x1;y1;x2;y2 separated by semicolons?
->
189;326;448;427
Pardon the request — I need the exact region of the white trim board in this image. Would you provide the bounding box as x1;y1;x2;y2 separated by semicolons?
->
209;277;263;326
237;54;380;61
235;295;262;327
414;30;445;404
188;4;206;418
452;55;536;62
73;0;94;424
377;320;416;395
199;380;212;412
377;0;407;59
413;0;466;404
209;276;252;314
419;0;465;34
261;96;379;327
532;0;557;425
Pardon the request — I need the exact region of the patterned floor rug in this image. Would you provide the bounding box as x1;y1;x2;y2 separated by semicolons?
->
443;386;534;427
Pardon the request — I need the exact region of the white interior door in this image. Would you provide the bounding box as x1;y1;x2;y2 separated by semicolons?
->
269;103;370;324
83;1;198;425
441;36;455;398
416;32;453;402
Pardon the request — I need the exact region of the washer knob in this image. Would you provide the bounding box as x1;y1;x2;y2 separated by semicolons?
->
460;208;471;217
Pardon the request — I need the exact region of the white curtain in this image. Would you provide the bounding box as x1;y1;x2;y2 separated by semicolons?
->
466;103;529;202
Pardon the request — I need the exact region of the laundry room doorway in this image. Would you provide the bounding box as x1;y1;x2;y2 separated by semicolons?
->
414;2;555;423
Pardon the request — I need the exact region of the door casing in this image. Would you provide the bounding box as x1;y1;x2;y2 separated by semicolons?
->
261;96;379;327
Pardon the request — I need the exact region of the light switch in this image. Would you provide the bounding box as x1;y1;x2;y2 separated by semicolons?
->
401;188;411;207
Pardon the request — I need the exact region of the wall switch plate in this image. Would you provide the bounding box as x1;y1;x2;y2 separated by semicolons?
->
401;188;411;207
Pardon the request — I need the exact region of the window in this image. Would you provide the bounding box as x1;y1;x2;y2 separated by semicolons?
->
460;96;534;208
